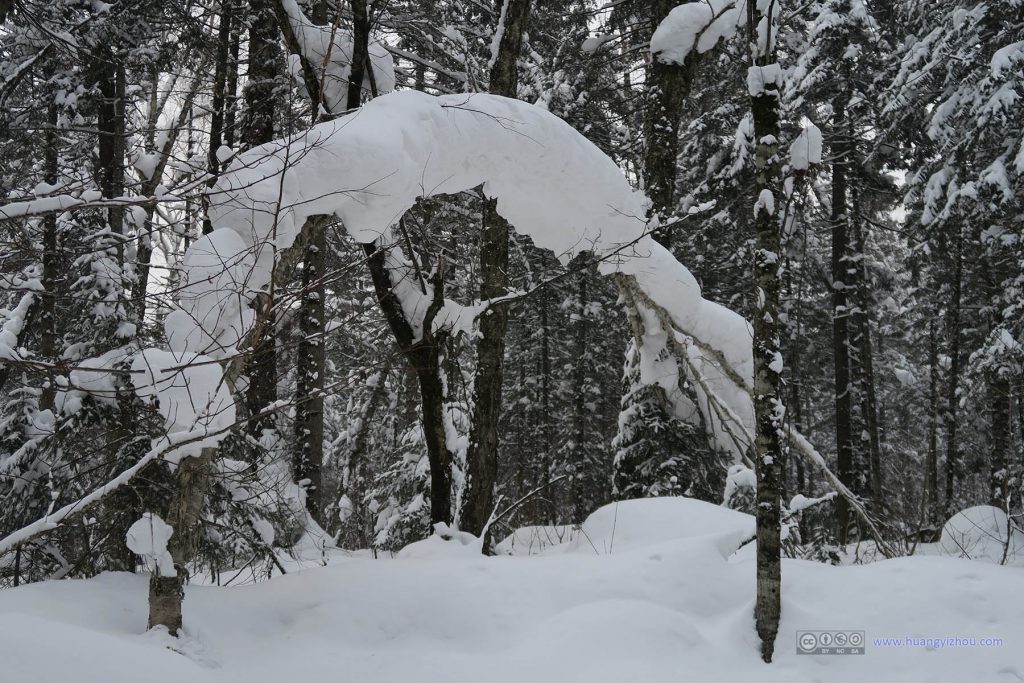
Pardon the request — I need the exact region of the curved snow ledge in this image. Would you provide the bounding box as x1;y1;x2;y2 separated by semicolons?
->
567;497;754;556
187;90;752;442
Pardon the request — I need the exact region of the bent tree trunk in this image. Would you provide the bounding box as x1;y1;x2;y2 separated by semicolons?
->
148;448;214;634
362;244;455;525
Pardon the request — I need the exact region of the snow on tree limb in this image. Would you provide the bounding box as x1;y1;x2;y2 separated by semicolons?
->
650;0;745;65
190;90;756;459
278;0;395;112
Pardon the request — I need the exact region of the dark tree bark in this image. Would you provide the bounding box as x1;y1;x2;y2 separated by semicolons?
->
291;0;333;526
831;97;855;545
750;82;784;665
337;363;389;545
242;0;283;439
39;101;59;412
643;0;698;246
295;223;328;523
924;317;940;526
989;378;1012;507
461;0;533;539
203;1;234;234
748;2;784;662
943;224;962;516
362;245;455;525
571;267;590;521
95;51;125;240
851;211;883;508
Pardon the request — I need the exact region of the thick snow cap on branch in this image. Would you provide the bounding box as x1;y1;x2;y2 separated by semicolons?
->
200;89;754;456
650;0;742;64
650;0;780;65
789;123;823;171
131;348;236;463
281;0;395;112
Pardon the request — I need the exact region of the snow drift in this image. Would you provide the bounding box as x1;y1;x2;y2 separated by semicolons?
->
1;497;1021;683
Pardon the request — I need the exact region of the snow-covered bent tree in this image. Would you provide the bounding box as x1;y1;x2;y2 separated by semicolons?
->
135;88;755;630
184;89;758;461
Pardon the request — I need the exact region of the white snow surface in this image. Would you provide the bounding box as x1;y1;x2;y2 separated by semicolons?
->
2;497;1022;683
939;505;1023;564
198;89;754;456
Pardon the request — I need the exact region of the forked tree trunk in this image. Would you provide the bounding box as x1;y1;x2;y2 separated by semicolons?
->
362;245;455;525
148;448;214;634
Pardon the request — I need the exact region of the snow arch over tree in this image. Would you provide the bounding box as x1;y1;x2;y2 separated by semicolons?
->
175;89;755;463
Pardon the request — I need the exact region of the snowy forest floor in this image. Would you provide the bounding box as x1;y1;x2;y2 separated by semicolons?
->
1;498;1021;683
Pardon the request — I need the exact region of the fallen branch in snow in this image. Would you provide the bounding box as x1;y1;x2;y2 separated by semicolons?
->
489;473;570;532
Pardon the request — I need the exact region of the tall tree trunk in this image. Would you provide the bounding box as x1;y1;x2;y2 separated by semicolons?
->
147;449;215;634
340;365;389;545
571;266;590;521
750;71;784;665
291;0;334;526
96;51;125;240
990;377;1012;507
242;0;282;440
943;224;962;516
295;223;327;523
204;1;234;234
643;0;698;246
461;0;533;538
851;211;883;508
924;318;940;526
39;101;59;413
831;98;855;545
747;0;784;661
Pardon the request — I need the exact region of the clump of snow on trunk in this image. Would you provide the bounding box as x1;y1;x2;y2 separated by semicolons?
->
126;513;175;576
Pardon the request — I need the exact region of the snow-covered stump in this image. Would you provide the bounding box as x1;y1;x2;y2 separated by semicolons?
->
146;447;215;635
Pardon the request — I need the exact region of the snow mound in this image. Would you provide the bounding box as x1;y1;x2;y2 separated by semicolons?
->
397;522;483;559
567;497;754;555
939;505;1024;564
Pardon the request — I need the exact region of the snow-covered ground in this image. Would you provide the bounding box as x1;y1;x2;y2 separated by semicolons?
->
1;498;1021;683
